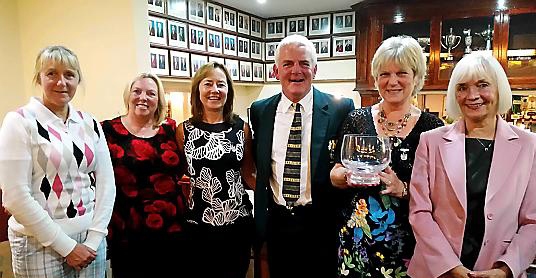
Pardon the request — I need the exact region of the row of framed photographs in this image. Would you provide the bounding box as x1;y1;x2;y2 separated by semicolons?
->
150;48;278;81
265;11;355;39
148;0;263;38
148;0;355;39
150;17;356;60
150;17;263;59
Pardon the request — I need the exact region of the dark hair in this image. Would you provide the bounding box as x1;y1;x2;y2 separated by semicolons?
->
190;62;235;124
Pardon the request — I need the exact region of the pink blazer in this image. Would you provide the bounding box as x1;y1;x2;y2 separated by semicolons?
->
408;117;536;278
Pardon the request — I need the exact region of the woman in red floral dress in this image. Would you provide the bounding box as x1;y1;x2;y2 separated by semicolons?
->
101;73;188;278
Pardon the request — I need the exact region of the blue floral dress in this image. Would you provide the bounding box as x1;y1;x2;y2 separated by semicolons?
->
335;107;443;278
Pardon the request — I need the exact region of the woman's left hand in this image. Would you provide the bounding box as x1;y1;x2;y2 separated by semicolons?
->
378;166;406;198
467;263;512;278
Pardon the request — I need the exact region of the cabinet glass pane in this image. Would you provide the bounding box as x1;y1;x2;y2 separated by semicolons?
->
507;13;536;78
438;16;494;81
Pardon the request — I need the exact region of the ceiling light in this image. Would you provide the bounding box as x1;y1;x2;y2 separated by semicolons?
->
257;0;266;3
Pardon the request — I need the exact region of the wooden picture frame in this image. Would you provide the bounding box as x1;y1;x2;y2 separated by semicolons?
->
148;0;164;13
150;47;169;76
238;13;250;35
167;0;187;19
333;11;355;34
237;37;250;58
190;54;208;76
188;0;205;24
266;63;277;81
287;16;307;36
225;59;239;80
311;38;331;58
170;50;190;77
266;18;285;39
168;20;188;48
206;2;222;28
223;33;237;56
250;17;262;38
149;16;167;45
239;61;253;81
309;14;331;36
252;62;264;81
206;29;222;54
333;35;355;56
265;42;279;61
250;40;262;60
223;8;237;32
189;25;206;51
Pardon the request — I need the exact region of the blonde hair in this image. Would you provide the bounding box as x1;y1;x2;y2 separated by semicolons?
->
33;46;82;85
123;73;167;126
371;36;427;97
446;52;512;119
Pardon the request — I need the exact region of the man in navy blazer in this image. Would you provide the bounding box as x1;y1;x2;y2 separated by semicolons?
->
250;34;354;278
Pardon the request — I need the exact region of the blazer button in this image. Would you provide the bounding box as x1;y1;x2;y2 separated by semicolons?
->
486;213;493;220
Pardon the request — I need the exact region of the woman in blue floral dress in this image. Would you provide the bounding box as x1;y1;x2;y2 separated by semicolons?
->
330;36;443;277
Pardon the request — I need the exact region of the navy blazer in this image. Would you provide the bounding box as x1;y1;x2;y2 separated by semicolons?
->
250;88;354;243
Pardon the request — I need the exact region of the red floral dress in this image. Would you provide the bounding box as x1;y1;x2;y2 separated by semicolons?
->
101;117;188;274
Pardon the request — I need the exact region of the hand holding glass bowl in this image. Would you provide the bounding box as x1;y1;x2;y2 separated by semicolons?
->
341;134;391;186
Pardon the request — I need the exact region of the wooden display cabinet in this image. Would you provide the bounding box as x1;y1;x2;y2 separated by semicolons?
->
352;0;536;107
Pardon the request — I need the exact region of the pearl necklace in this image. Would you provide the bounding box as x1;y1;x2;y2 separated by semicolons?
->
378;108;411;137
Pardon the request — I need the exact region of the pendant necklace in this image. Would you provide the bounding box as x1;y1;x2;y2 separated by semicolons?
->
378;108;411;137
476;138;494;152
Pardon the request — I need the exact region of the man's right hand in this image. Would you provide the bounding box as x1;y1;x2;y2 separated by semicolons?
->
439;265;471;278
65;243;97;271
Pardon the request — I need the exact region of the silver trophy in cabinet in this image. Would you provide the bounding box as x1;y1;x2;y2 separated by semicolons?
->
441;27;461;60
417;37;430;52
463;28;472;54
477;24;493;50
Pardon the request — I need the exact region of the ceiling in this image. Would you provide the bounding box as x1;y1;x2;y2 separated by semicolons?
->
214;0;363;18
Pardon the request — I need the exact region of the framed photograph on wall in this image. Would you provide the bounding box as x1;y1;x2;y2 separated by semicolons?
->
189;25;205;51
287;16;307;36
167;0;187;18
265;42;279;61
237;37;250;58
250;17;262;38
309;14;330;35
237;13;250;35
223;8;237;32
209;56;225;64
223;33;237;56
206;30;222;54
333;35;355;56
188;0;205;24
333;11;355;33
170;51;189;77
149;17;167;45
168;21;188;48
266;18;285;39
252;63;264;82
311;38;330;58
206;2;222;28
250;40;262;60
225;59;239;80
191;54;208;76
266;63;277;81
239;61;253;81
148;0;164;13
150;47;169;76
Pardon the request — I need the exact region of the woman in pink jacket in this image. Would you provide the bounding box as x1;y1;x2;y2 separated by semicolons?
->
408;52;536;278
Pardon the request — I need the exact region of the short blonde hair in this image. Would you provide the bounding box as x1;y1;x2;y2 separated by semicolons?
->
446;52;512;119
33;46;82;85
371;36;427;97
123;73;167;126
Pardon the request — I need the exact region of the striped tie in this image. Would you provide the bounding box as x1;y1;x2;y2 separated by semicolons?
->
282;103;302;206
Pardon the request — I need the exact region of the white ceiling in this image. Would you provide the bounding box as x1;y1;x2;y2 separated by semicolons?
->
214;0;363;18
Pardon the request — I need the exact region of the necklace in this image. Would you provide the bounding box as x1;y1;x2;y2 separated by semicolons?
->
475;138;494;152
378;108;411;136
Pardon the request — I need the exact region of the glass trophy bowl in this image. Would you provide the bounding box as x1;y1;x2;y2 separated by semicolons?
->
341;134;391;186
